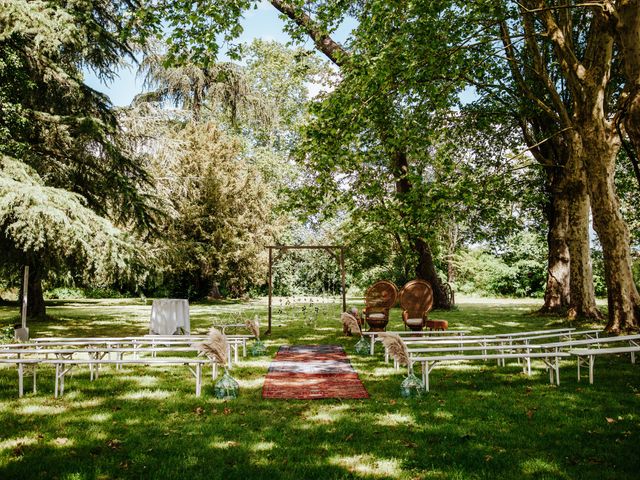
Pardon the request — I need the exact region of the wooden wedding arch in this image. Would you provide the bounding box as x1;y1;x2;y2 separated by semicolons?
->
266;245;346;335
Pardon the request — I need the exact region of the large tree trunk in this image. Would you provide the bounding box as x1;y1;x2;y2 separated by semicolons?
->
413;237;450;309
18;264;46;320
536;134;599;318
565;143;602;320
580;124;640;332
539;167;570;313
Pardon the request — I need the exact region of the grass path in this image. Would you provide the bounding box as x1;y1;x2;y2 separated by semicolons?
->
0;297;638;479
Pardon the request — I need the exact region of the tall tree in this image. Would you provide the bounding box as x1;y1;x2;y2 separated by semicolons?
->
0;0;156;317
486;1;639;331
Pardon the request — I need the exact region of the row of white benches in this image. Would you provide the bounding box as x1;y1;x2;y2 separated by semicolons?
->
393;330;640;391
0;334;254;398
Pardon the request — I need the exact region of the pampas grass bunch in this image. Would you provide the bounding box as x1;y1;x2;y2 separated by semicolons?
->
193;328;228;365
378;333;410;366
245;317;260;340
340;312;362;336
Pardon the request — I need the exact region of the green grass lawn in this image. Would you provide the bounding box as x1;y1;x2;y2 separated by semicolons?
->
0;297;638;480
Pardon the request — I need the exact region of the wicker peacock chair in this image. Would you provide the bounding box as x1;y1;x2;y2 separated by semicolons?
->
362;280;399;331
399;279;435;331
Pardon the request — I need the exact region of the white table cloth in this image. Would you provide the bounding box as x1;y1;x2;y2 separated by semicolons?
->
149;299;190;335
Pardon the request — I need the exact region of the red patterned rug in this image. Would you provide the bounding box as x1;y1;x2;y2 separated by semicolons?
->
262;345;369;400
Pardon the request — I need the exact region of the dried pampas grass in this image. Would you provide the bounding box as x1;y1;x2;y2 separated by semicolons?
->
341;312;362;336
379;333;410;366
193;328;228;365
245;317;260;340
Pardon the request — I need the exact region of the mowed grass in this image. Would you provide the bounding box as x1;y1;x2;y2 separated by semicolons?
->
0;297;639;480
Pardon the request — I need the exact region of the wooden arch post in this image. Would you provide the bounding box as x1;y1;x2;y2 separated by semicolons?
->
266;245;346;335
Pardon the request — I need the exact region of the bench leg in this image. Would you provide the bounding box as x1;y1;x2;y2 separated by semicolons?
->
196;364;202;397
243;340;246;357
370;336;375;355
18;363;24;398
33;366;37;394
235;344;239;364
555;357;560;386
589;355;595;384
577;356;581;382
54;364;59;398
631;351;636;364
425;362;431;392
420;361;432;392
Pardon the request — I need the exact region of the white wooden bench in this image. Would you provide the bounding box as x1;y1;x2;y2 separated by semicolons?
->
0;345;217;397
411;351;571;391
570;344;640;384
537;333;640;352
400;330;602;367
42;357;212;398
22;334;251;368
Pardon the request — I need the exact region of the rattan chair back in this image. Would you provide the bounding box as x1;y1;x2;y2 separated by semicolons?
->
399;279;434;318
364;280;399;308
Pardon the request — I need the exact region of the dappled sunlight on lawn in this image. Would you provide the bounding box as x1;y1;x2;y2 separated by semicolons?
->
433;410;454;420
298;335;327;342
238;359;272;369
371;366;401;379
122;374;159;388
118;389;173;400
303;404;352;424
86;412;111;423
521;458;569;478
210;440;242;450
0;436;39;451
68;398;103;409
17;403;66;416
329;453;403;478
237;377;264;389
250;441;276;452
375;412;416;427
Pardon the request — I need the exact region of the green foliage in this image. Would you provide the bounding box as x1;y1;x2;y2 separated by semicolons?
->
0;325;13;343
142;122;281;299
44;286;128;300
454;232;547;298
591;250;608;298
0;0;158;310
0;156;140;285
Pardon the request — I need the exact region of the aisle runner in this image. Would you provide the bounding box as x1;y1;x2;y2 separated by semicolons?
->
262;345;369;399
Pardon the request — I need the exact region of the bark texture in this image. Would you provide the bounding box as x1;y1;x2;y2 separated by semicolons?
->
540;166;570;313
565;141;601;320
